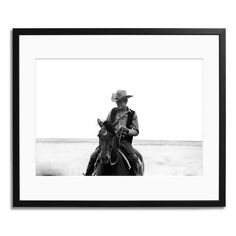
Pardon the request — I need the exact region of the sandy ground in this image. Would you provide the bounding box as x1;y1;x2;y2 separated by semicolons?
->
36;140;202;176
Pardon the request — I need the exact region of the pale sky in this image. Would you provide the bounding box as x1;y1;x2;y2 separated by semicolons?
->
36;59;203;141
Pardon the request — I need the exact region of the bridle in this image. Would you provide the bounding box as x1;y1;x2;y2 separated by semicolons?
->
105;127;132;169
98;126;121;166
97;110;129;166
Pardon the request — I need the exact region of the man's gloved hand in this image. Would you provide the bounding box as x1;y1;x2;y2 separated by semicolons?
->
117;127;129;137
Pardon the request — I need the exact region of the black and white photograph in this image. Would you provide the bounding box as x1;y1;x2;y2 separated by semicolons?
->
13;28;225;207
36;59;203;177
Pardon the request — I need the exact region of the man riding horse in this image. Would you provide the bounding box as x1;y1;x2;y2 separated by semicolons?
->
84;90;140;175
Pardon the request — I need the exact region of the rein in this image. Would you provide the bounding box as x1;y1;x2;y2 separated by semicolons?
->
109;134;119;166
109;124;126;166
118;127;125;148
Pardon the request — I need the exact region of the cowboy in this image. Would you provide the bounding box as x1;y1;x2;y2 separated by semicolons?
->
84;90;140;175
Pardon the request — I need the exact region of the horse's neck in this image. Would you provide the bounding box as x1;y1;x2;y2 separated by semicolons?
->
113;136;120;150
110;137;120;157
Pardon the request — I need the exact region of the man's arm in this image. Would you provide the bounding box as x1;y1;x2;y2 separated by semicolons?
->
127;112;139;136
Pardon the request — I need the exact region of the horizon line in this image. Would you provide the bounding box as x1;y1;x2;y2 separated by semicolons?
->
36;138;202;146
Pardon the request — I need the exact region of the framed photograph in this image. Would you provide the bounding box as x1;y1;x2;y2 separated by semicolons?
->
13;28;226;207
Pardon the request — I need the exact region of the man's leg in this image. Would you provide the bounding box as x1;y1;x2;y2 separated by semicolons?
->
120;141;140;175
85;146;100;175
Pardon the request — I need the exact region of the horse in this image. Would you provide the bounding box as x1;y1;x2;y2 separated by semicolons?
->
92;120;144;176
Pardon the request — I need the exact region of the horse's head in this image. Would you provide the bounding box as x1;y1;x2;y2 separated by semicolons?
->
97;120;117;164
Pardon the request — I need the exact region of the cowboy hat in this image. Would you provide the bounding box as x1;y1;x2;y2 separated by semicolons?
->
111;90;133;102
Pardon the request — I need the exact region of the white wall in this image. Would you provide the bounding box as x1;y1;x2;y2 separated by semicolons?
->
0;1;235;236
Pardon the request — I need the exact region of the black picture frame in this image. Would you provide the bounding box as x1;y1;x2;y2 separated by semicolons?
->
13;28;226;207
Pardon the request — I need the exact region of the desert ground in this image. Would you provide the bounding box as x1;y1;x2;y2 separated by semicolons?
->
36;139;202;176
